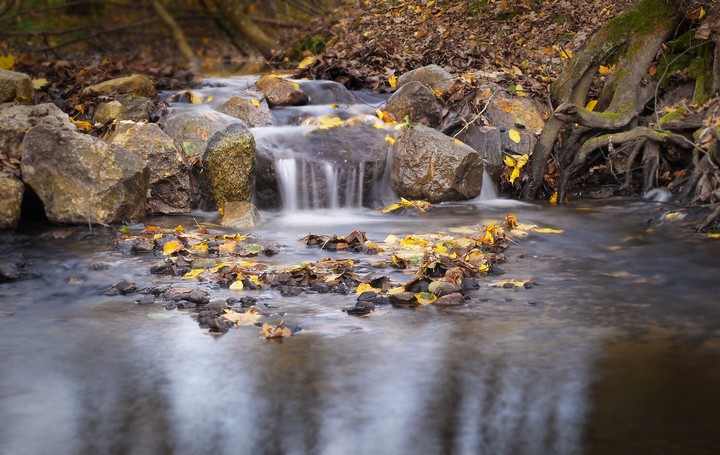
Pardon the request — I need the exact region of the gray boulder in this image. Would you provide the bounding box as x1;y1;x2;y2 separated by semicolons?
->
296;80;355;105
21;125;148;224
221;201;261;229
454;125;503;180
219;93;272;127
484;92;546;157
391;124;483;202
0;104;74;171
93;95;151;124
82;74;156;98
397;64;455;93
111;122;191;214
384;81;443;128
0;175;24;230
255;75;308;107
0;69;33;104
198;123;255;211
160;110;241;158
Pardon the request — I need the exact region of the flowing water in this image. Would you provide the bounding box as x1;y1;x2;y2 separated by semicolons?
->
1;78;720;455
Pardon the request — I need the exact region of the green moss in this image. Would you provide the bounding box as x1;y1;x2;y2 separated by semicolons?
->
605;0;679;37
688;44;714;104
659;107;687;124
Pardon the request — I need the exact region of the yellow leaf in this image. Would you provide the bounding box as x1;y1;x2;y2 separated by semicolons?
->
72;120;93;131
219;241;236;255
415;292;437;305
356;283;380;295
222;308;261;326
490;279;528;288
163;240;183;256
182;269;205;280
316;116;344;130
262;321;293;339
250;98;261;107
585;99;598;111
298;55;315;69
530;227;564;234
508;128;521;144
400;235;430;248
389;75;398;88
549;191;558;205
708;233;720;238
0;53;15;70
173;224;185;232
503;155;517;167
229;280;244;291
510;167;520;184
388;286;405;295
191;243;209;255
375;109;396;124
385;136;395;145
454;138;464;145
598;64;616;75
504;213;518;230
32;78;48;90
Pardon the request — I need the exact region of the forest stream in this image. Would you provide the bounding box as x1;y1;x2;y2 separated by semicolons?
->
1;78;720;455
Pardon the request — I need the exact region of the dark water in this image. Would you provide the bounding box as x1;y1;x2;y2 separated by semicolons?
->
1;199;719;455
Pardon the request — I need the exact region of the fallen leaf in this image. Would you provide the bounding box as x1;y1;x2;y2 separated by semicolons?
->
182;269;205;280
32;78;48;90
585;99;598;111
0;53;15;70
356;283;380;295
262;321;293;339
163;240;183;256
415;292;437;304
147;312;175;319
250;99;261;107
229;280;244;291
222;308;261;326
529;227;564;234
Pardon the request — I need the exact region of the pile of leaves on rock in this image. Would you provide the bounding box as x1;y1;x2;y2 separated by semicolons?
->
112;210;560;338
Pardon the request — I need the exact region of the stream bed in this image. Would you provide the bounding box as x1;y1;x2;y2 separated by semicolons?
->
1;198;719;455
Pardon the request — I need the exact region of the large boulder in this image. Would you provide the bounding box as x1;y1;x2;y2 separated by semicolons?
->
255;75;308;107
391;124;484;202
198;123;256;211
254;116;389;209
454;124;503;180
81;74;156;98
0;104;74;174
219;93;273;127
111;122;191;214
397;64;455;93
160;110;241;158
221;201;260;229
21;125;148;224
483;91;547;157
0;69;33;104
384;81;443;128
0;175;24;230
296;80;355;105
93;95;151;124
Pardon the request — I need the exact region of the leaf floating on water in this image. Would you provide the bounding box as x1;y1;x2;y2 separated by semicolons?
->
529;227;564;234
504;213;518;230
262;320;293;339
148;312;175;319
379;197;431;214
182;268;205;280
222;308;261;326
490;279;532;288
229;280;244;291
549;191;558;205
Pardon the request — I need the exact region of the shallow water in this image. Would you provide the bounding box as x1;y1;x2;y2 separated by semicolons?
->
1;199;719;455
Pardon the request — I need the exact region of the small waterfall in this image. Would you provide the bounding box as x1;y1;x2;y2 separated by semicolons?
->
478;170;499;201
276;158;299;212
323;163;339;209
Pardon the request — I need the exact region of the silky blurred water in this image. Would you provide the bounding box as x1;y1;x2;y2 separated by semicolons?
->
1;198;719;455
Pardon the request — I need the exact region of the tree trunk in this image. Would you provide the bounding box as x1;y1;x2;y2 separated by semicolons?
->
211;0;276;59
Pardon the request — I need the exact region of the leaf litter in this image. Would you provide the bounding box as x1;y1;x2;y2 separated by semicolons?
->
112;212;565;335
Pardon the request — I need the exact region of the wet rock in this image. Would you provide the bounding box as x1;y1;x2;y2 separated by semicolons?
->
0;68;33;104
357;290;378;301
389;292;417;305
93;95;151;124
310;282;329;294
461;277;480;290
0;175;23;231
397;64;455;93
82;74;157;98
428;281;463;297
166;287;209;305
89;261;111;271
0;103;74;167
164;301;177;310
391;124;484;202
0;265;41;283
432;293;466;306
198;123;255;211
136;295;156;305
254;116;388;209
188;290;210;305
406;277;432;293
280;285;302;297
207;317;234;332
109;279;138;295
483;92;546;158
192;258;216;269
221;201;260;229
132;242;155;253
150;261;173;275
255;75;308;107
21;124;149;224
454;125;503;180
176;300;195;309
111;122;191;214
297;80;355;105
160;110;240;160
344;301;375;316
368;295;391;306
384;81;443;128
205;298;228;311
219;93;273;127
